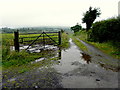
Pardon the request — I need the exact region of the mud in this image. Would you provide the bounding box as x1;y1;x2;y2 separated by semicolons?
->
99;62;120;72
3;67;62;88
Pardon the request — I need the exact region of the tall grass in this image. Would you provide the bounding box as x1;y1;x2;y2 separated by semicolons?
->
2;50;43;68
2;35;43;68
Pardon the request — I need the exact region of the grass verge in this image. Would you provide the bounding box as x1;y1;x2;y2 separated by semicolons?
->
73;31;120;59
70;35;88;52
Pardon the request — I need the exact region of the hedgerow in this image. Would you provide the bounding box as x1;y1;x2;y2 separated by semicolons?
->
89;17;120;43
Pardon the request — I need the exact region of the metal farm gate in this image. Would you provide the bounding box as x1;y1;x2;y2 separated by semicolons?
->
14;31;61;52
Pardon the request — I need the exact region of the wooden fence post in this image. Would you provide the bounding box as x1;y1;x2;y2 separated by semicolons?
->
14;30;19;52
58;31;61;45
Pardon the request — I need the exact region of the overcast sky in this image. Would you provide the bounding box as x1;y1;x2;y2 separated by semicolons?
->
0;0;120;28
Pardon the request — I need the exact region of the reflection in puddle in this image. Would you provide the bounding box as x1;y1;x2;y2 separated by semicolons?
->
10;44;62;64
8;78;16;82
81;53;91;64
53;38;86;73
31;58;45;64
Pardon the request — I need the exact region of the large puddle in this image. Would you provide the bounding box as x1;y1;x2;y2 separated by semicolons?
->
53;38;87;73
52;38;118;88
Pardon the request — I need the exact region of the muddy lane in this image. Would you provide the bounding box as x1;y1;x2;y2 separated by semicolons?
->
53;38;118;88
2;38;118;88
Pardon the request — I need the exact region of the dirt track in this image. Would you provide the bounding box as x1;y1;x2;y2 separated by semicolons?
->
2;38;119;88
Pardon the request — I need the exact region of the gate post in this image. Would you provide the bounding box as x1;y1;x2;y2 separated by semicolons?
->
58;47;61;59
43;32;45;48
58;31;61;45
14;30;19;52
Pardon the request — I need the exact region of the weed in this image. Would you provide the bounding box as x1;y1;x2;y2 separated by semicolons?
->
61;33;69;49
18;68;29;74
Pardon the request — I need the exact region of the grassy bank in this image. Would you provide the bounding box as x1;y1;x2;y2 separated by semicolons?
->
2;32;69;68
70;35;88;52
73;31;120;59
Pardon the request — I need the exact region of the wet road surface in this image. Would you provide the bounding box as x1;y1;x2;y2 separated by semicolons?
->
76;38;119;71
53;38;118;88
2;38;119;88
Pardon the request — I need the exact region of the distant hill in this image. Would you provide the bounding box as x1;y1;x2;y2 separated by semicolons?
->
1;26;71;33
